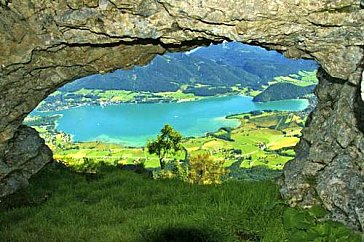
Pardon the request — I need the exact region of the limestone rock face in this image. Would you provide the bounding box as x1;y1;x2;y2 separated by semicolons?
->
0;125;52;198
280;67;364;231
0;0;363;230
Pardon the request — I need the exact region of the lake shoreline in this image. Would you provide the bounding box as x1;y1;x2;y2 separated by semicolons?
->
27;95;310;149
35;90;246;113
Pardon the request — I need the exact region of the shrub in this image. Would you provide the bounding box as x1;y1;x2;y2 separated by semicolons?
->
152;169;176;180
188;153;227;185
152;154;227;185
152;159;187;181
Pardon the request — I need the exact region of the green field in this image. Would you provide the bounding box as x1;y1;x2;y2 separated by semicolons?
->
269;70;318;87
38;87;204;112
75;89;200;103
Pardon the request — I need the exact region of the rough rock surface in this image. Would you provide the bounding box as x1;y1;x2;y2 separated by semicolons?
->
281;67;364;231
0;0;363;230
0;125;53;198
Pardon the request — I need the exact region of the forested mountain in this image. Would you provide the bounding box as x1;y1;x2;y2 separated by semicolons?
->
61;42;317;93
189;42;316;81
253;83;316;102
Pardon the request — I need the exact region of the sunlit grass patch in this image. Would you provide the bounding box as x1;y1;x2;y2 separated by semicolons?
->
269;137;300;150
202;139;229;150
271;70;318;87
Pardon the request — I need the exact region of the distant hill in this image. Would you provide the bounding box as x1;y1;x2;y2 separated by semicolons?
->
253;83;316;102
61;42;318;93
189;42;317;81
63;53;261;92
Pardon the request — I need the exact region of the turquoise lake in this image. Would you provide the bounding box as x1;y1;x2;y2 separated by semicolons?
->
38;95;308;147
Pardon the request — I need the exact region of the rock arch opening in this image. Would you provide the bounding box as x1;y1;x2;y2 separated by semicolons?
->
0;0;363;231
24;42;318;176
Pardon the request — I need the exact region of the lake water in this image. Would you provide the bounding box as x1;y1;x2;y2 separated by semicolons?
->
36;96;308;147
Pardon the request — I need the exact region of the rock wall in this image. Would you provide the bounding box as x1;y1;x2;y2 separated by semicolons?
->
281;66;364;230
0;0;363;230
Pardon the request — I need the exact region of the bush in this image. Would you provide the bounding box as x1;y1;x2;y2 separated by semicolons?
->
152;159;187;181
152;155;227;185
188;153;227;185
152;169;176;180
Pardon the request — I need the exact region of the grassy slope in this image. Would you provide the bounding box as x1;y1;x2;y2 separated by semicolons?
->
0;164;285;242
1;164;360;242
269;70;318;87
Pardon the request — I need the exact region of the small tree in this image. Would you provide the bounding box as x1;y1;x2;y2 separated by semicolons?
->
147;124;183;169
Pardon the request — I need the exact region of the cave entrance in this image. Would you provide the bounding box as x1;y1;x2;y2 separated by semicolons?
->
24;41;318;180
1;0;363;233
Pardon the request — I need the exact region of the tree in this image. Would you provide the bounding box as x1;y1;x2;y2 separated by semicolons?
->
147;124;183;169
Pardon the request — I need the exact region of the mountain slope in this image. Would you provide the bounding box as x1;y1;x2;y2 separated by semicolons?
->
61;42;318;93
62;53;262;92
189;42;317;81
253;83;316;102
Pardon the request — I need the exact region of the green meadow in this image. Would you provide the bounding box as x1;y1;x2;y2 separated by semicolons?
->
269;70;318;87
1;163;361;242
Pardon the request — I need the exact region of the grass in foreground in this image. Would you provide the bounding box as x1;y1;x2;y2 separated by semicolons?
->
1;163;361;242
0;163;284;242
